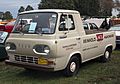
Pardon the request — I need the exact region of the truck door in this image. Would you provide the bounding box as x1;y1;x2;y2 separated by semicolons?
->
56;14;80;66
81;33;104;61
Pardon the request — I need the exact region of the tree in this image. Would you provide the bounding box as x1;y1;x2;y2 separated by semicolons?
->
38;0;100;16
99;0;114;16
38;0;75;10
73;0;100;16
38;0;114;16
114;0;120;17
115;0;120;8
3;11;13;20
25;5;34;11
18;6;25;13
0;12;4;19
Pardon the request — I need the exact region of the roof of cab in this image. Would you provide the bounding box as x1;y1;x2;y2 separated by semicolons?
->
19;9;79;14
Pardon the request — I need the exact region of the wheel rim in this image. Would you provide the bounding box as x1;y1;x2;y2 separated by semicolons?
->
70;62;76;72
105;51;110;59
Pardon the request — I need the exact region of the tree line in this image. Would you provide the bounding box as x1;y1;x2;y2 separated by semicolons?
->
0;11;13;20
0;5;34;20
18;5;34;13
19;0;120;17
38;0;119;17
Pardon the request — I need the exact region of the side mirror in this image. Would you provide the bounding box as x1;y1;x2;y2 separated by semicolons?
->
65;18;72;29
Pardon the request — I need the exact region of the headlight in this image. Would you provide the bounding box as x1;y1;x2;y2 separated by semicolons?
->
5;44;11;50
33;45;50;55
5;42;16;51
44;46;50;54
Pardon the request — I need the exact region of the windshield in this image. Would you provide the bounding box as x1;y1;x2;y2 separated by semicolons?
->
109;26;120;31
13;13;57;34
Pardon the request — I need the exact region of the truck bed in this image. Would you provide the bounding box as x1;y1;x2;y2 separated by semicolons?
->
85;29;107;34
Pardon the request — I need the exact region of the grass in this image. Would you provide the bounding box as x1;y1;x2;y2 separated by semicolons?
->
0;50;120;84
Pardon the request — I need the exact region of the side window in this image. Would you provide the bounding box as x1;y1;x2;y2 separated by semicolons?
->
89;23;93;29
59;14;75;31
59;14;67;31
83;23;89;29
92;23;98;29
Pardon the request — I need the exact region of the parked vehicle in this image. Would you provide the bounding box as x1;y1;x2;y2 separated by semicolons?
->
5;21;15;33
110;18;120;26
0;21;15;33
0;31;8;60
109;24;120;45
0;21;8;31
83;21;107;34
0;21;15;60
83;21;99;30
0;21;8;25
5;9;116;76
0;24;5;31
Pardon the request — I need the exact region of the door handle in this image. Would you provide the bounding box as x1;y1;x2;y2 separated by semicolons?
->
59;35;67;39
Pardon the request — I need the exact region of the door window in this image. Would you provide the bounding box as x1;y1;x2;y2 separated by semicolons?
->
59;14;75;31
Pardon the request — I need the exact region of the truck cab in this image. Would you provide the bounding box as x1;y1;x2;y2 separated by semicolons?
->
5;9;116;76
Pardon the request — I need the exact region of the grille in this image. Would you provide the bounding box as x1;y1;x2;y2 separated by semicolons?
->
14;55;38;64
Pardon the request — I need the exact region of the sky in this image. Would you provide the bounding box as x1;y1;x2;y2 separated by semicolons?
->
0;0;41;18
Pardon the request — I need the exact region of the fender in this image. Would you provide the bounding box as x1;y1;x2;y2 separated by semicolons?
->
104;44;113;53
64;51;82;69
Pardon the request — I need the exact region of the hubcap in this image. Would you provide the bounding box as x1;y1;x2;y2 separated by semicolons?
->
105;51;109;59
70;62;76;72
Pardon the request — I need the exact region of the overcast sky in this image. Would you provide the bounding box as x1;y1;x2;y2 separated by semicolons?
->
0;0;40;18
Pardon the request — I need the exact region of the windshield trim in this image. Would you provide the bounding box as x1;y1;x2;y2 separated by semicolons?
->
13;12;58;35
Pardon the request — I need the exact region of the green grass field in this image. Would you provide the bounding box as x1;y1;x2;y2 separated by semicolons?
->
0;50;120;84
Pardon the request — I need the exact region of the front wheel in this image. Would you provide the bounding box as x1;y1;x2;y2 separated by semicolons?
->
100;48;112;63
63;56;80;77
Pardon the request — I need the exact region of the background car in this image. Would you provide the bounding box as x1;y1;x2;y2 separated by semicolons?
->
0;24;5;31
83;21;107;34
0;21;15;60
0;31;8;60
109;24;120;45
0;20;15;33
5;20;15;33
83;21;99;30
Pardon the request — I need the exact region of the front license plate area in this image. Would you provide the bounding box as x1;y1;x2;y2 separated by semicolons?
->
38;58;48;65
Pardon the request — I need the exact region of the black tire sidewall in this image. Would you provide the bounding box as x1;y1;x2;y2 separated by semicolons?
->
64;56;80;77
101;48;111;62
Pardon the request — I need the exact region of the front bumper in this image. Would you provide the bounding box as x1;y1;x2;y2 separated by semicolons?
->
5;60;54;71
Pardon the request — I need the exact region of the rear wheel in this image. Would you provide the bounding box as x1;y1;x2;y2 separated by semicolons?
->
100;48;112;63
63;56;80;77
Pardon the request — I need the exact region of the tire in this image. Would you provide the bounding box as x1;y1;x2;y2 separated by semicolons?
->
63;56;80;77
100;48;112;63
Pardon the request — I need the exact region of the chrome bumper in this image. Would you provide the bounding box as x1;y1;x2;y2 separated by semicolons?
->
5;60;54;71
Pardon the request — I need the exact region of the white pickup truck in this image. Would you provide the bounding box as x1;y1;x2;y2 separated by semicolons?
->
5;9;116;77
